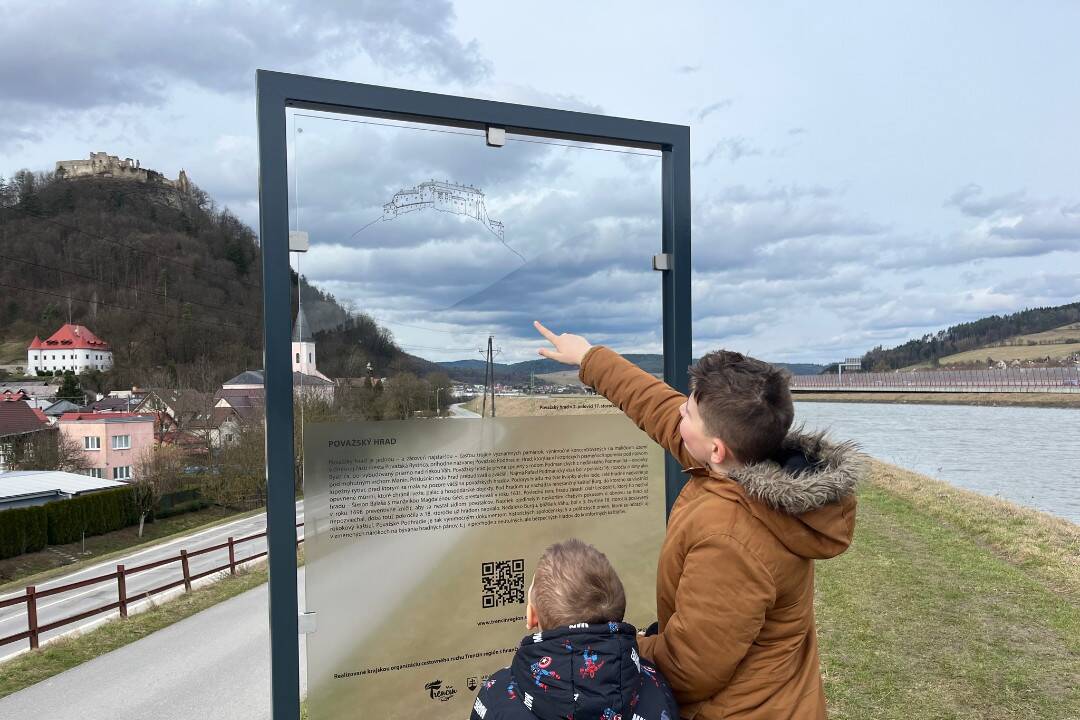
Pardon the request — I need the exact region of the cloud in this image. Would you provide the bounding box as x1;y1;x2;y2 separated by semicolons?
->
676;64;701;74
787;127;806;135
945;183;1028;217
696;99;733;122
0;0;490;146
700;136;762;165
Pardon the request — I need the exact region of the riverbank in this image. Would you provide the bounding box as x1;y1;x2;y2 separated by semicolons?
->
793;391;1080;408
817;460;1078;719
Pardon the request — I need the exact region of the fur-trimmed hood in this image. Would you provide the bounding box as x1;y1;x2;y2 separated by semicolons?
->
700;428;866;559
731;428;865;515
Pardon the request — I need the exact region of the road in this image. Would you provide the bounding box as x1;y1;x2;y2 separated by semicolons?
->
449;402;481;418
0;568;308;720
0;501;303;661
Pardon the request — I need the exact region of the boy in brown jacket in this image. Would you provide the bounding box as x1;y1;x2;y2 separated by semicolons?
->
534;321;863;720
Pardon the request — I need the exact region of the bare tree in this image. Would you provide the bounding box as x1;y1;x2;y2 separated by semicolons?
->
7;430;89;472
134;445;184;537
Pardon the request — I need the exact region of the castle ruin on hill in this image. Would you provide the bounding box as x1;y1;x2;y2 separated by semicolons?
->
55;152;192;194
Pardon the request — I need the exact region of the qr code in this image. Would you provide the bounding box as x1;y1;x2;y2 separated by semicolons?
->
481;559;525;608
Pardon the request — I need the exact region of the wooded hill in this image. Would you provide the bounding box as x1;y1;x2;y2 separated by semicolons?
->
859;302;1080;371
0;170;433;391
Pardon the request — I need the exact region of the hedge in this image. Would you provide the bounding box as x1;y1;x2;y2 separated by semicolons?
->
0;505;48;560
155;488;210;519
44;487;139;545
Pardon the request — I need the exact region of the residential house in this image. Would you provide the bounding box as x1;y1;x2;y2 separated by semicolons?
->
57;412;155;482
43;399;83;423
133;388;213;453
0;381;57;410
0;399;51;472
0;470;128;510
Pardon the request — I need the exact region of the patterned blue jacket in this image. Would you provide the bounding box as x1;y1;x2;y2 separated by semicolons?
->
470;622;678;720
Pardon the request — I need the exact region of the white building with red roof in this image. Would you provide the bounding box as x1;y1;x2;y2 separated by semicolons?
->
27;324;113;375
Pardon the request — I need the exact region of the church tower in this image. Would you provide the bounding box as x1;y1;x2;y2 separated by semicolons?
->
292;307;323;378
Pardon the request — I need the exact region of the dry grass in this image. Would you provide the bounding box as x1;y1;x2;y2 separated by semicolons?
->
866;460;1079;596
793;391;1080;408
0;341;26;366
939;342;1080;366
462;394;621;416
817;462;1079;719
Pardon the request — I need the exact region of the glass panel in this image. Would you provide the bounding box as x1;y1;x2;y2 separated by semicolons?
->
286;110;663;423
288;109;666;719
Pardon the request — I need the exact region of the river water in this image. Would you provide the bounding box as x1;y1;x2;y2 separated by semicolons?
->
793;402;1080;524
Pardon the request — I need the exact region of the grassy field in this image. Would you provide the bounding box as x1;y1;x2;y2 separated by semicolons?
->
792;391;1080;409
817;461;1078;719
0;505;258;591
0;340;25;365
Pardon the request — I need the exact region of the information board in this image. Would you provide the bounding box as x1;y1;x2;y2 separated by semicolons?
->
303;415;665;719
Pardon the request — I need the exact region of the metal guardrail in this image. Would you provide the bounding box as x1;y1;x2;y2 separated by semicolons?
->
790;366;1080;393
0;522;304;651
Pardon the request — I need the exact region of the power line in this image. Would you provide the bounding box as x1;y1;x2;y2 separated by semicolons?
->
0;281;248;331
0;252;261;321
397;343;477;353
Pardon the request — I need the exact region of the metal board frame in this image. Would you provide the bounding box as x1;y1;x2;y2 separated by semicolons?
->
256;69;691;720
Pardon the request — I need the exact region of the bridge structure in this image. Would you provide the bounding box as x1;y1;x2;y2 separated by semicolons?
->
790;366;1080;393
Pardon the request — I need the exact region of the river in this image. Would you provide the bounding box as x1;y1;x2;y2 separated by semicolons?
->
793;401;1080;524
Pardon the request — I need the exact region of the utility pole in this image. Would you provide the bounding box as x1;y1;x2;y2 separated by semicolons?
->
479;335;500;417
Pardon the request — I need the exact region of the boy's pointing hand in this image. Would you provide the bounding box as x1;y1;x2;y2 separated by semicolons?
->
534;321;593;366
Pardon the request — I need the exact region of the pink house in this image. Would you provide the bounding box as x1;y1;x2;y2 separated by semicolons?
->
58;412;155;482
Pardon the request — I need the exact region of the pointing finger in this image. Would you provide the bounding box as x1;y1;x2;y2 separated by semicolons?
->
533;320;559;344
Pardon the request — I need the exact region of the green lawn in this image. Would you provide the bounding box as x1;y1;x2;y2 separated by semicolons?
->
817;463;1079;719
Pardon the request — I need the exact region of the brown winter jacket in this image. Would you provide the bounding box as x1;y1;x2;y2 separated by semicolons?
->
579;346;863;720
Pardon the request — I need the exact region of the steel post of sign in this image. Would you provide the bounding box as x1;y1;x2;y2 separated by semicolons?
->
256;69;691;720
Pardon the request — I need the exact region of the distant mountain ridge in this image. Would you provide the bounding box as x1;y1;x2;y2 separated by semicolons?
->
438;354;823;383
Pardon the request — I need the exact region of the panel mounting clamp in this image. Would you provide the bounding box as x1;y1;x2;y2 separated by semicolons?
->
298;611;317;634
652;253;672;271
486;126;506;147
289;231;310;253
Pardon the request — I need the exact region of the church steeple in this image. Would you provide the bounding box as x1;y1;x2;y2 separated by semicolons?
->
292;307;322;378
292;306;313;343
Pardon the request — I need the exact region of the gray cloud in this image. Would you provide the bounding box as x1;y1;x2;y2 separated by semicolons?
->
0;0;489;145
946;183;1029;217
696;99;734;122
700;136;762;165
676;64;701;74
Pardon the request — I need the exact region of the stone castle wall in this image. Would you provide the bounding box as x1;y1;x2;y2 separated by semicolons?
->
55;152;191;194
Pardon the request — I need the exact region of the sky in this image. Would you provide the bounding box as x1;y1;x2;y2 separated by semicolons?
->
2;1;1078;364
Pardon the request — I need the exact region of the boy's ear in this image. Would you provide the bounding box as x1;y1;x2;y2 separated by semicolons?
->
709;437;729;467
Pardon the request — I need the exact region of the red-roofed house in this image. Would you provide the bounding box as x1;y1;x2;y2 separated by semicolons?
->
27;324;113;375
